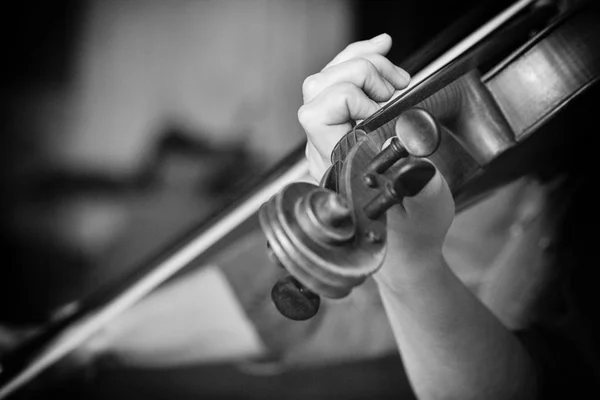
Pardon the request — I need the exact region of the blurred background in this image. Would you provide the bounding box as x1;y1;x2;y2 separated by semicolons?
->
0;0;512;398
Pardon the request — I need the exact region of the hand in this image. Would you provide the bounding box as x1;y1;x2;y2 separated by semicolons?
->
299;33;410;180
298;34;455;288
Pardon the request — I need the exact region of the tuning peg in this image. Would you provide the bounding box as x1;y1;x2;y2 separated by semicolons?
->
271;275;320;321
262;186;355;321
267;239;321;320
268;240;321;320
363;159;436;219
363;107;440;187
261;109;443;321
393;107;441;157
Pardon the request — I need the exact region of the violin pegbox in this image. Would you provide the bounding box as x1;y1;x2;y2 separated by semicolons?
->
259;107;442;320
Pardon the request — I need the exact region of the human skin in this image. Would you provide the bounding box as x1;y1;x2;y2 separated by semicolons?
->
299;33;538;400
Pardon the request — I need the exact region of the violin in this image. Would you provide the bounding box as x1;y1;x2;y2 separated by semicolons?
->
259;0;600;320
0;0;598;397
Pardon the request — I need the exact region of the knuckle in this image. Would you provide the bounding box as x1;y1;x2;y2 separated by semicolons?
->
353;57;376;74
297;104;313;127
302;74;321;98
342;42;357;53
352;58;378;88
366;53;385;65
343;40;363;54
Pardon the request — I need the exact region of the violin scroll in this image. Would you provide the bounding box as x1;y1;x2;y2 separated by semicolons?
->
259;107;442;320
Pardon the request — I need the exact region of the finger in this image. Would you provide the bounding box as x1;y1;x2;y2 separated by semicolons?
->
363;54;411;90
303;58;393;104
303;55;410;104
298;83;381;159
300;82;382;127
401;164;454;217
305;141;329;181
324;33;393;70
303;121;352;163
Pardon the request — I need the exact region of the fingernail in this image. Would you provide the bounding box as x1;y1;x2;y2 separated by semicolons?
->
371;33;388;43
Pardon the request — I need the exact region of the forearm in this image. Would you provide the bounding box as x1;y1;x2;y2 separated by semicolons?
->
375;253;538;400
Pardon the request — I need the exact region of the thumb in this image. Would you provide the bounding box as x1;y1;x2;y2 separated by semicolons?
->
401;163;455;229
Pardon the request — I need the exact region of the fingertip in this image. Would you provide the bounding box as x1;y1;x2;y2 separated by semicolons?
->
404;164;445;202
403;167;455;220
370;33;392;54
419;168;445;197
396;67;411;86
370;33;391;44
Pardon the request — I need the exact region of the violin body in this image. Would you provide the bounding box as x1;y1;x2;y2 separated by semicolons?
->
331;1;599;209
260;0;600;319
